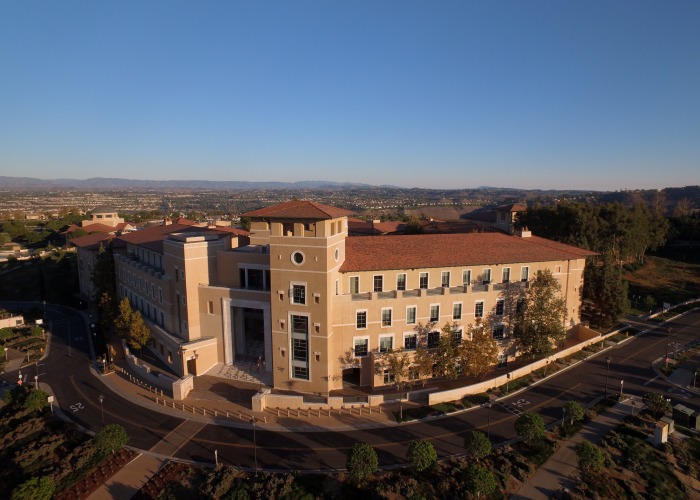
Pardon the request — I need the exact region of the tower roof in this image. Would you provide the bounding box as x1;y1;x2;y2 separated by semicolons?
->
242;200;354;220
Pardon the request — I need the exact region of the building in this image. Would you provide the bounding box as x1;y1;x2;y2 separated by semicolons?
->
102;200;594;396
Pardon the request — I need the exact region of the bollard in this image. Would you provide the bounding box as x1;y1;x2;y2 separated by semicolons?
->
214;410;217;417
192;406;195;414
155;397;159;404
277;408;280;417
203;408;206;416
226;412;229;418
172;401;175;409
182;404;185;411
163;399;166;406
263;416;267;423
369;406;372;415
286;408;290;417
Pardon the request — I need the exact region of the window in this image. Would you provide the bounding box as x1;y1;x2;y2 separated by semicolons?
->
158;288;163;304
396;273;406;291
451;327;462;345
383;369;395;384
521;266;529;282
496;299;505;316
556;265;562;273
406;306;417;325
182;295;186;305
180;269;185;280
290;315;309;380
482;268;492;284
428;331;440;348
516;298;526;313
207;301;214;314
430;304;440;322
373;275;383;293
475;301;484;318
293;366;309;379
356;311;367;329
354;338;369;357
350;276;359;294
453;302;462;320
493;324;505;339
151;284;155;297
404;333;417;350
502;267;511;283
462;269;471;286
291;251;304;265
498;353;508;368
441;271;450;288
419;272;429;289
381;308;392;327
293;337;308;362
379;335;393;353
291;284;306;305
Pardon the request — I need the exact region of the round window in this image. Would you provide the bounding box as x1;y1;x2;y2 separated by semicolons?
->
291;251;305;265
334;248;340;262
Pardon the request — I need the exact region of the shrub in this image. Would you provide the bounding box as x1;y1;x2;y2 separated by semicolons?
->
463;430;491;461
643;392;671;418
346;442;378;483
407;439;438;472
93;423;128;457
463;464;497;496
564;401;585;426
514;412;545;445
577;441;605;470
11;476;55;500
25;389;49;413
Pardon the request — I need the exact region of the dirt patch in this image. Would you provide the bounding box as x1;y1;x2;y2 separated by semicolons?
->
54;448;139;500
624;256;700;305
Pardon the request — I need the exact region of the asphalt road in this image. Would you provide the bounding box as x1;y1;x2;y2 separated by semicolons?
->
3;302;698;471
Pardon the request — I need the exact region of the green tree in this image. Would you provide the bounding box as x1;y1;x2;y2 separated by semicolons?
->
583;255;628;328
10;476;55;500
346;442;378;483
576;441;605;470
514;269;567;359
91;242;116;300
463;430;491;461
93;423;129;456
25;389;49;413
404;214;423;234
433;323;459;379
463;464;497;497
459;318;499;379
564;400;585;427
514;412;545;445
115;298;150;351
406;439;437;472
643;392;672;418
412;322;436;386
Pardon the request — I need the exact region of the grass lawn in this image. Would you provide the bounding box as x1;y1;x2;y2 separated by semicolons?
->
625;256;700;308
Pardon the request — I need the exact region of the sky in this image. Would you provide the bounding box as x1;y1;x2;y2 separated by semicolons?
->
1;1;698;191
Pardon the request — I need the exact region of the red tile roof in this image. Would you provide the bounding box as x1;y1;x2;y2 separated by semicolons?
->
68;233;115;250
208;226;250;237
496;203;528;212
242;200;354;220
340;233;596;272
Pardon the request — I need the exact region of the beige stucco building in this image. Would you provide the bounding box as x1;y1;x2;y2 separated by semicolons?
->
79;200;595;396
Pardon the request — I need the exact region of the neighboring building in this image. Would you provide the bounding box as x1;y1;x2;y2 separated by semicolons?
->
70;233;124;300
83;206;125;228
99;200;594;396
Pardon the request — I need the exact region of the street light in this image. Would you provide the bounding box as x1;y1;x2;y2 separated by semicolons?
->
3;347;7;362
34;375;38;390
605;356;612;398
98;394;105;425
486;402;493;440
664;326;672;370
620;380;624;399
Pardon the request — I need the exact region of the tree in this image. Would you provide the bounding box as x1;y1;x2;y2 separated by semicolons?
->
514;269;567;359
514;412;545;445
459;318;499;379
413;322;437;386
381;349;410;388
463;430;491;461
345;442;378;483
10;476;55;500
25;389;49;413
433;323;459;379
463;464;497;497
115;298;150;351
643;392;671;418
91;242;116;300
93;423;129;456
406;439;437;472
583;255;628;328
576;441;604;470
564;400;585;427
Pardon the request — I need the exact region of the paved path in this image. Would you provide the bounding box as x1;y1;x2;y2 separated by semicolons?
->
512;398;638;499
88;419;207;499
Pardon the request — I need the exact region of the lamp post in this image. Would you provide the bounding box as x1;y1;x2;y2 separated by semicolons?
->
3;347;7;362
34;375;38;390
694;368;698;389
620;380;624;399
664;326;672;370
98;394;105;425
486;402;493;440
605;356;611;398
506;373;511;393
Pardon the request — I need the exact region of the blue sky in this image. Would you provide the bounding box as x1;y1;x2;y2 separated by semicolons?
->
1;1;698;190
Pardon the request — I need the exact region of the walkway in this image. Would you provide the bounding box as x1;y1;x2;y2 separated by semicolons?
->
513;397;640;499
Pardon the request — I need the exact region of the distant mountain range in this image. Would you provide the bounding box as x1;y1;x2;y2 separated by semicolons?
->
0;176;387;190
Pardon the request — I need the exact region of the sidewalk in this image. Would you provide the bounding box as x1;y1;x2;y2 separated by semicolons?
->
513;397;639;499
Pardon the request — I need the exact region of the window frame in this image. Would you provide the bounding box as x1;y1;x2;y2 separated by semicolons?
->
406;305;417;325
452;302;463;320
496;298;505;316
356;310;367;329
520;266;529;282
419;272;429;289
482;268;492;285
396;273;407;291
429;304;440;322
373;274;384;293
502;267;511;283
403;332;417;350
474;300;484;318
378;334;394;353
462;269;472;286
381;307;392;327
349;276;360;294
353;336;370;358
441;271;450;288
290;282;307;305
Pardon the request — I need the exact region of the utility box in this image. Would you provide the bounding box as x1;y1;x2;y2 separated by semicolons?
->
672;404;695;428
654;421;669;446
660;416;675;434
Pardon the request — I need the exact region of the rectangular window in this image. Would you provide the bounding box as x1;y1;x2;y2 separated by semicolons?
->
247;269;264;290
521;266;529;282
180;269;185;280
482;268;491;284
493;325;505;339
430;304;440;322
396;273;406;291
516;298;526;313
383;369;395;385
291;284;306;305
453;302;462;320
158;288;163;304
290;315;309;380
239;268;247;289
207;301;214;314
419;272;429;289
496;299;505;316
428;331;440;348
356;311;367;329
381;308;392;327
441;271;450;288
350;276;359;294
462;269;471;286
406;306;417;325
404;333;417;350
373;275;383;293
379;335;393;353
293;366;309;380
354;338;369;357
502;267;511;283
293;337;308;362
475;301;484;318
451;327;462;345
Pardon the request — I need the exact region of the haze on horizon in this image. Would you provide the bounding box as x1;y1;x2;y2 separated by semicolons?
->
1;2;698;192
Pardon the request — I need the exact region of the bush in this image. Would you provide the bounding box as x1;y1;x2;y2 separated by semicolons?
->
406;439;437;472
514;412;545;445
346;442;378;483
93;424;128;457
463;464;497;496
463;430;491;461
11;476;55;500
25;389;49;413
577;441;605;470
